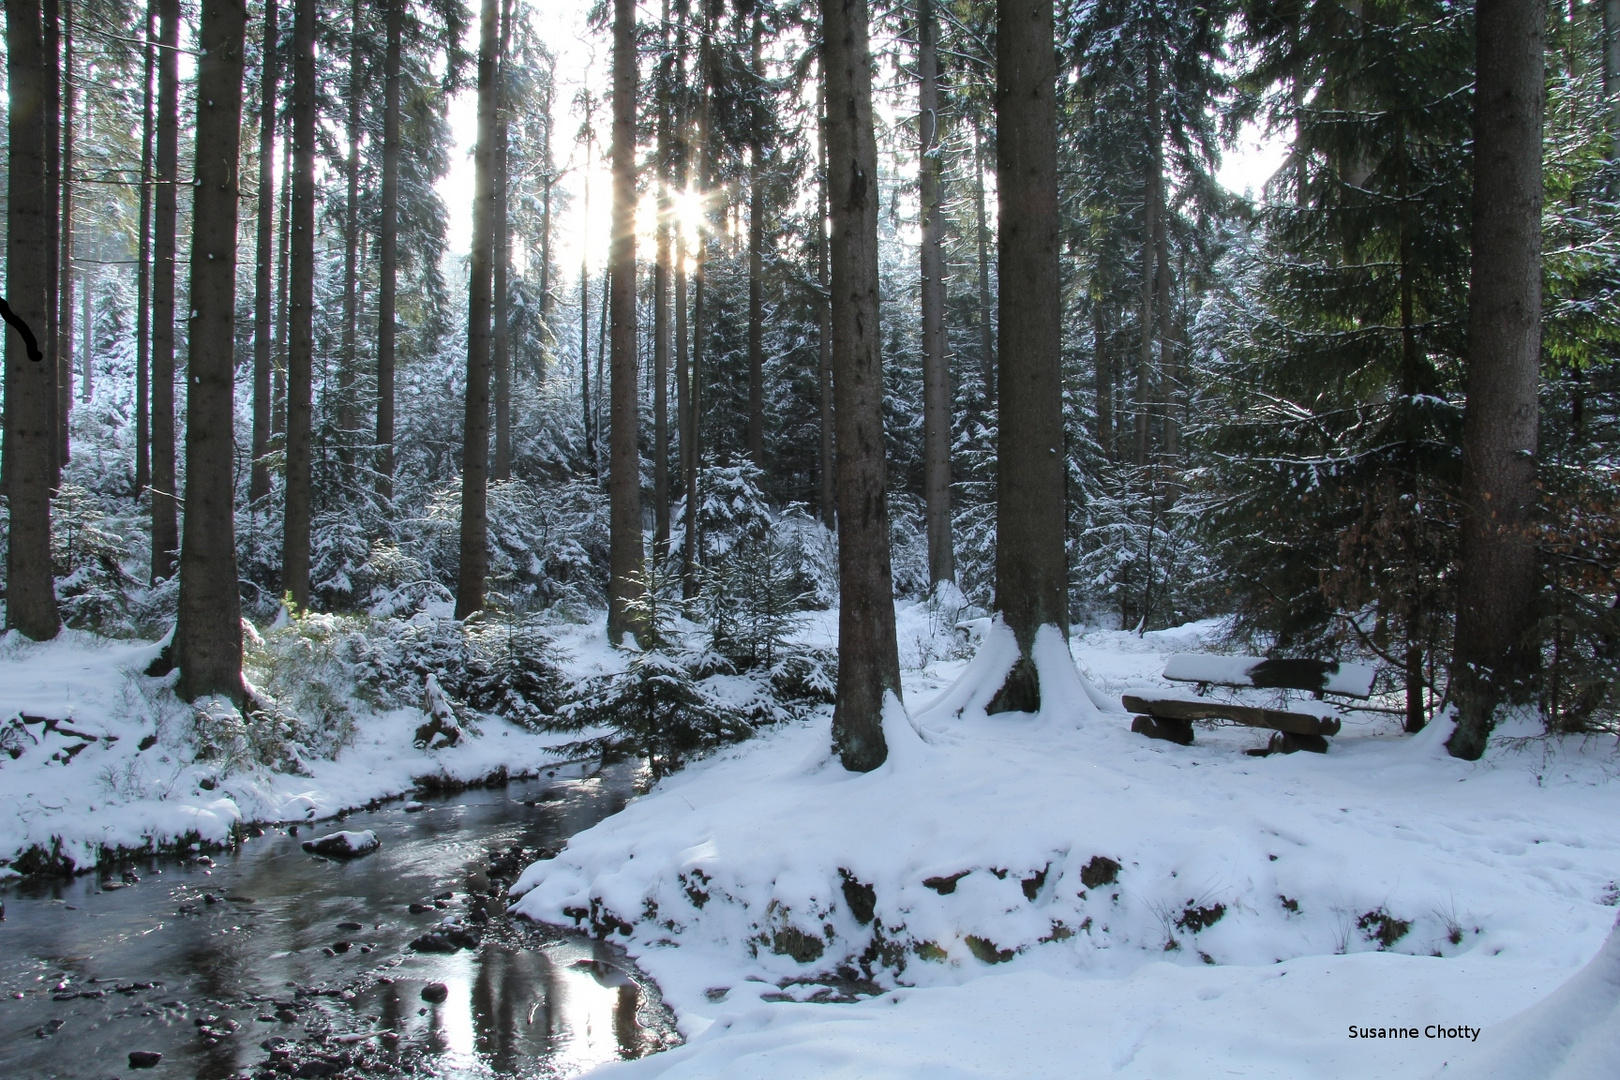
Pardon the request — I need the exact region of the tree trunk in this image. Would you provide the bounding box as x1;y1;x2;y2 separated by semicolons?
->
1448;0;1544;760
43;0;58;479
653;0;673;557
376;0;400;501
80;266;91;399
338;0;361;466
492;0;513;481
1093;292;1111;459
455;0;499;619
56;0;73;462
176;0;246;702
249;0;276;504
1134;59;1160;469
281;0;315;609
918;0;952;588
823;0;900;771
1607;0;1619;155
134;0;154;495
606;0;644;644
745;2;765;470
973;118;995;404
817;56;835;530
1156;205;1176;459
273;127;289;441
150;0;179;584
4;0;61;639
580;98;594;470
683;3;714;602
989;0;1066;713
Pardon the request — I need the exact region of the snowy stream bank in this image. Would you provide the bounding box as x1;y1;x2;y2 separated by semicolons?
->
506;619;1620;1079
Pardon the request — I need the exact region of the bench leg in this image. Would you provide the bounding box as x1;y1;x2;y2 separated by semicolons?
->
1131;715;1194;746
1268;731;1329;754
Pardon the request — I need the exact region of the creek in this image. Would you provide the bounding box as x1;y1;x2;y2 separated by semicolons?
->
0;763;676;1079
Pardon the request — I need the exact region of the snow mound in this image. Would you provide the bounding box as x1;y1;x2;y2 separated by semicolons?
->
509;624;1620;1078
1436;914;1620;1080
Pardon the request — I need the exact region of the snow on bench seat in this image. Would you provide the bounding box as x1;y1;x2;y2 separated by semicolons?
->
1161;654;1376;698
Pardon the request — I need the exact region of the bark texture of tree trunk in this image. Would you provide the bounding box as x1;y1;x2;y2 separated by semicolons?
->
492;0;513;481
606;0;644;644
456;0;499;619
176;0;247;702
56;0;73;463
974;119;994;403
823;0;900;771
249;0;276;505
1448;0;1545;760
134;1;154;495
990;0;1066;713
653;1;673;557
43;0;58;478
4;0;62;639
817;60;835;531
150;0;180;584
918;0;952;587
338;0;362;466
281;0;315;609
745;3;766;470
376;0;401;501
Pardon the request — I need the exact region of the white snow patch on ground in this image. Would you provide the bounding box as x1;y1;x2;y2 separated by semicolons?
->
0;621;624;873
508;615;1620;1078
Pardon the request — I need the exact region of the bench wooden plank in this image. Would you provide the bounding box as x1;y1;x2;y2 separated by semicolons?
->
1161;655;1375;699
1122;694;1341;737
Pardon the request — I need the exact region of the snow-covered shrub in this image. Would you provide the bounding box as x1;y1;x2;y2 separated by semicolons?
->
558;649;759;779
400;478;608;615
241;613;362;761
887;492;930;600
700;533;808;671
50;483;144;634
774;508;839;609
347;612;568;728
696;461;774;558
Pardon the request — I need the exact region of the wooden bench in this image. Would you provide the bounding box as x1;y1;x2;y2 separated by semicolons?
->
1125;655;1375;754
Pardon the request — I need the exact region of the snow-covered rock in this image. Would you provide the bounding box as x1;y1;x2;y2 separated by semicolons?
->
300;829;380;858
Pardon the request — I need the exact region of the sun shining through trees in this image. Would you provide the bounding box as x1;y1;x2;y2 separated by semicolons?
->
3;0;1614;1074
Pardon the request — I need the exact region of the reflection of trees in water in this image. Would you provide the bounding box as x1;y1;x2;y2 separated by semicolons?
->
473;944;555;1070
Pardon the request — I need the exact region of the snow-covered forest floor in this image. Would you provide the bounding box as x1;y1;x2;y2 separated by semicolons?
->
508;614;1620;1079
6;606;1620;1077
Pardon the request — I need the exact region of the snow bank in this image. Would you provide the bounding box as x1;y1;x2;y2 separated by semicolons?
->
509;622;1620;1078
0;625;600;875
1435;914;1620;1080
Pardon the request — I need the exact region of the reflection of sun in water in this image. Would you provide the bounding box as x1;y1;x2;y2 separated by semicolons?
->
551;957;624;1074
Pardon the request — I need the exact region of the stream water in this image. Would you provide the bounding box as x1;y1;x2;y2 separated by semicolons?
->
0;763;678;1080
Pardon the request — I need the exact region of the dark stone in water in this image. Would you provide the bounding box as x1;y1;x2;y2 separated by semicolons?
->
128;1050;163;1068
408;933;458;954
420;982;449;1004
336;921;363;932
295;1060;337;1078
331;941;352;954
408;903;431;914
276;1009;299;1023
